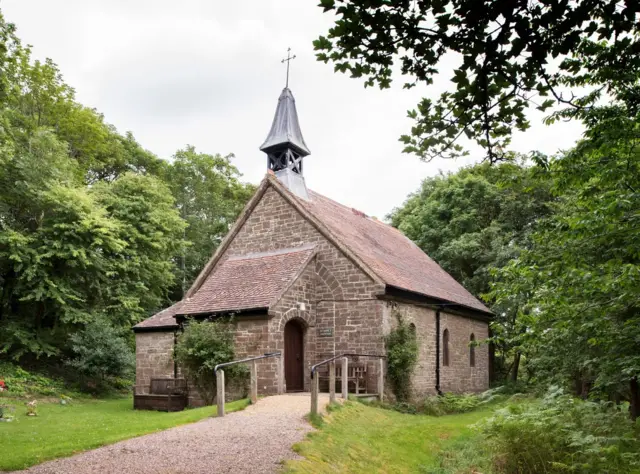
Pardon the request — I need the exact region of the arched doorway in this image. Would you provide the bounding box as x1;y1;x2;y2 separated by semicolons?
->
284;319;304;392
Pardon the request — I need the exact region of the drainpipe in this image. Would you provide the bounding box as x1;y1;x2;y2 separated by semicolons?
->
435;308;442;396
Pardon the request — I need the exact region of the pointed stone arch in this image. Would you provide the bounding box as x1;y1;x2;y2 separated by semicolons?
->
316;261;345;300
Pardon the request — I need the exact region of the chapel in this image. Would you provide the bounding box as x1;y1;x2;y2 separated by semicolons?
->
134;86;492;405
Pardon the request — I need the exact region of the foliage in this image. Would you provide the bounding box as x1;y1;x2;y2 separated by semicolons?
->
480;388;640;473
0;362;65;397
489;89;640;416
66;319;134;391
91;173;186;324
385;313;419;402
0;396;250;471
0;11;250;370
163;147;254;298
315;0;640;162
174;319;247;405
421;393;482;417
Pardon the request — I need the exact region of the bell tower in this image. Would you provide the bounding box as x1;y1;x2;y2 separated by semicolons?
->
260;49;311;199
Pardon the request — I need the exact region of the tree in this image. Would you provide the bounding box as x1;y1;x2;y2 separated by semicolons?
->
91;173;186;325
174;319;247;405
163;147;254;298
0;131;126;358
491;102;640;418
0;134;185;358
0;11;185;361
315;0;640;162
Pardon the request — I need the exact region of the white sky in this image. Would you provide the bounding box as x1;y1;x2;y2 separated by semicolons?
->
2;0;584;218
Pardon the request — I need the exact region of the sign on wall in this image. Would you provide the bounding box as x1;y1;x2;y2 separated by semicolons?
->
317;327;334;337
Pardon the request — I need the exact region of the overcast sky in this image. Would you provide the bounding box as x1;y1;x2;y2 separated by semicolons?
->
3;0;584;218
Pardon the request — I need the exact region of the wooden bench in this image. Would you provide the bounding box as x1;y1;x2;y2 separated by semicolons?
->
133;378;188;412
319;362;368;394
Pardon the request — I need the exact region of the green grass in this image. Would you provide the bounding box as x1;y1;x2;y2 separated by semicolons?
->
0;396;250;471
286;401;495;474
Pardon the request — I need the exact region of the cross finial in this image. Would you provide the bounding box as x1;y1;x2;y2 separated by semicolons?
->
281;47;296;88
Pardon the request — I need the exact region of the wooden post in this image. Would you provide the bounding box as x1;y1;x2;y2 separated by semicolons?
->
378;358;384;403
310;372;319;416
329;361;336;404
341;357;348;399
250;360;258;404
277;355;284;395
216;369;225;417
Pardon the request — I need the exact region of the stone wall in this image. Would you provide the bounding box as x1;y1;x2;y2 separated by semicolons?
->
383;303;490;398
135;331;175;394
439;312;489;393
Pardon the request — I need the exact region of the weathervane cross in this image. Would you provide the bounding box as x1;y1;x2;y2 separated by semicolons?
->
281;47;296;88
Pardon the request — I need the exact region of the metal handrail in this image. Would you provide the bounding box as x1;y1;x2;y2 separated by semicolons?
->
310;353;386;379
214;351;281;373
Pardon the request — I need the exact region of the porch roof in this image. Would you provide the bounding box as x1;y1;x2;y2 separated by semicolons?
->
178;245;316;316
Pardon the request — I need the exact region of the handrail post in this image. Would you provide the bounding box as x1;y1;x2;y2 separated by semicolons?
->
342;357;348;399
329;361;336;404
277;355;284;395
310;373;319;416
378;358;384;402
250;360;258;404
217;369;225;417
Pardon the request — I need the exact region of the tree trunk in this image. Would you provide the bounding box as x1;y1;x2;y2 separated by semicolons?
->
630;377;639;421
510;352;521;383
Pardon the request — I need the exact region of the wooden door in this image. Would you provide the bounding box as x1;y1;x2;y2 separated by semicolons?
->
284;320;304;391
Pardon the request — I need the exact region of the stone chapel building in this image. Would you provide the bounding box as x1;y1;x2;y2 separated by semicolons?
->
134;87;492;404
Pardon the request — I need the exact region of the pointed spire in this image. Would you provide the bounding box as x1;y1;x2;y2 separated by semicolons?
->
260;87;311;157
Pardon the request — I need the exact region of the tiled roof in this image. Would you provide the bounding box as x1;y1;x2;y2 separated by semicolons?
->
293;189;491;314
133;300;184;330
178;246;316;316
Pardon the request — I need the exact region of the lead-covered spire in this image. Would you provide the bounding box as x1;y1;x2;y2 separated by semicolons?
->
260;86;311;200
260;87;311;158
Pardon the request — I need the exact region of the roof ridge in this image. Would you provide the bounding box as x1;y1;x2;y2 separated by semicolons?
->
227;244;316;261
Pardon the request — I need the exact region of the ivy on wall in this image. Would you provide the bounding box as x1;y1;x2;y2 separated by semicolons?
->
385;313;418;402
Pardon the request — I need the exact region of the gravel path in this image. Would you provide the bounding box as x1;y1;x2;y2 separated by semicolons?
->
14;393;330;474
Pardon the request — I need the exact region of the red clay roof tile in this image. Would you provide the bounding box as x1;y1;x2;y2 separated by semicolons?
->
294;190;490;314
178;246;316;316
133;300;184;330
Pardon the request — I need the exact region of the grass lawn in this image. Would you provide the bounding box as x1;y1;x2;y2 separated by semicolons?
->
0;396;250;471
286;401;494;474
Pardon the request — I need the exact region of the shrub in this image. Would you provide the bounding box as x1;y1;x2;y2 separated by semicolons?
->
0;362;65;397
66;319;134;391
385;313;418;402
174;318;248;405
420;393;481;416
480;387;640;473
